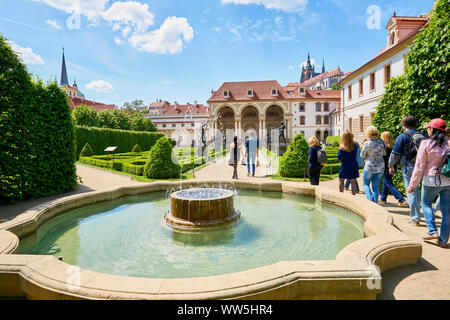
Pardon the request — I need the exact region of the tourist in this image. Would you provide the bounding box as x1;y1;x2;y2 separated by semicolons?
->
308;136;324;186
245;132;259;177
361;126;386;203
407;119;449;248
239;141;246;166
388;116;426;226
432;127;450;213
344;141;363;193
228;136;240;180
338;131;359;196
379;131;407;207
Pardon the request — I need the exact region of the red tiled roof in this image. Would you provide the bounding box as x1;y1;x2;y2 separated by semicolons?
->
286;89;341;100
159;103;209;116
149;101;169;108
300;68;343;87
69;96;117;111
208;80;288;102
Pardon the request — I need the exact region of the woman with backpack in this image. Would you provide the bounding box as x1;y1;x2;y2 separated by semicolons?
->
361;126;386;203
308;136;324;186
228;136;240;180
344;141;363;193
338;131;359;196
407;119;449;248
379;131;407;207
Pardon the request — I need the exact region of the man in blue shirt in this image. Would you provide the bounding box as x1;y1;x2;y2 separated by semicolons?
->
388;115;423;225
245;133;259;177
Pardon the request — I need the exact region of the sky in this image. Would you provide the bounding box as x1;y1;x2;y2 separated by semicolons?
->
0;0;434;107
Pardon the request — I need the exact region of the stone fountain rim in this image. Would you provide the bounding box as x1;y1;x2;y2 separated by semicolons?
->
171;187;234;201
0;180;422;300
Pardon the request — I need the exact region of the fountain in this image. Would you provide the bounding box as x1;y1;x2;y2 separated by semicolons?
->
165;188;241;229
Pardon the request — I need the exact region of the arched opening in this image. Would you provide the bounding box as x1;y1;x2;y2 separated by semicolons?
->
315;130;321;141
324;130;329;141
241;105;260;140
265;105;284;141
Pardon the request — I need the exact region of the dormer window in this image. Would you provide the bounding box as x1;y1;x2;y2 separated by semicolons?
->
223;90;230;98
390;32;395;46
299;87;305;94
247;88;254;97
271;88;278;96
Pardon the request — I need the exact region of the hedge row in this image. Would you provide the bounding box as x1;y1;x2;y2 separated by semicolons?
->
75;126;164;158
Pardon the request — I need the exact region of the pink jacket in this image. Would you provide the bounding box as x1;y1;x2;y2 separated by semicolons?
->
409;137;449;189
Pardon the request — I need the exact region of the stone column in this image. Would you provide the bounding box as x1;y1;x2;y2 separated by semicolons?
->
283;114;293;141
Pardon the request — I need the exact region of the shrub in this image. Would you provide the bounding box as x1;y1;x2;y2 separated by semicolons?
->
132;144;142;154
326;136;341;145
145;137;181;179
75;126;164;158
332;141;340;148
80;143;94;157
0;35;77;203
72;104;99;127
279;133;309;178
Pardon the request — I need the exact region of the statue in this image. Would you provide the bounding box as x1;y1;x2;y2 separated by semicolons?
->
279;121;287;145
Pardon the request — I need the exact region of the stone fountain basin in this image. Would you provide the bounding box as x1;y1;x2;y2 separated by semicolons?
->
0;180;422;300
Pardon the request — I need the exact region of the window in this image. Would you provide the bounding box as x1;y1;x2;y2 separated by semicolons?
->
370;72;376;92
390;32;395;46
316;115;322;125
324;103;329;112
299;87;305;94
162;124;166;128
299;103;305;112
349;118;353;133
191;123;195;127
359;78;364;96
348;84;352;100
223;90;229;98
271;88;278;96
301;131;305;137
359;115;364;133
247;88;254;97
300;116;305;125
384;65;391;84
172;124;176;128
181;123;185;127
316;103;321;112
324;115;329;125
370;112;375;124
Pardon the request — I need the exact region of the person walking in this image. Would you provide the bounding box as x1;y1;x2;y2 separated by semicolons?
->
308;136;324;186
338;131;359;196
228;136;240;180
344;141;363;193
407;119;449;248
361;126;386;203
379;131;407;207
388;116;426;225
432;127;450;213
245;132;259;177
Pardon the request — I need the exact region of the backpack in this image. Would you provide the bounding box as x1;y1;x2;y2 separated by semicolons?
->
355;143;365;168
317;149;328;165
404;131;426;162
436;152;450;185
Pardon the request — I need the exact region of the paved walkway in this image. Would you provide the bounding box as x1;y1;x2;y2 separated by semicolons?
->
1;161;449;299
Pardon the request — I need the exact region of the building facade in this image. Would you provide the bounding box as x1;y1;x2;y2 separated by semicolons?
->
339;14;428;143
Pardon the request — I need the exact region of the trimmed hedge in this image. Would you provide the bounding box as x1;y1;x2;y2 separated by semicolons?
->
75;126;164;158
279;133;309;178
80;143;93;157
145;137;181;179
1;35;77;203
326;136;341;145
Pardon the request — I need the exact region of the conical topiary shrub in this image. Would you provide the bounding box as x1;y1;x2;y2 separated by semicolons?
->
145;137;181;179
80;143;93;157
131;144;142;154
279;133;309;178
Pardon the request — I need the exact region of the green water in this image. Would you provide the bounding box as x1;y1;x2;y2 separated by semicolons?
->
19;190;364;279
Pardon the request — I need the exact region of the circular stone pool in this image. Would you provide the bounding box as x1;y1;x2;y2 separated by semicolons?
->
18;190;364;279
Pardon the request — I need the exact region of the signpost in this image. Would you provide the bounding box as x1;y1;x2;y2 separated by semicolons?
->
104;146;118;169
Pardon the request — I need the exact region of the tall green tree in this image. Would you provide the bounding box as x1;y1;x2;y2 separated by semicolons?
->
72;104;99;127
404;0;450;126
123;99;146;113
279;133;310;178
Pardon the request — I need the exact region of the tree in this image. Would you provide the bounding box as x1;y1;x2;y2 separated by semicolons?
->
80;143;94;157
144;136;181;179
279;133;310;177
98;109;117;129
111;109;130;130
72;104;99;127
123;99;146;113
331;83;342;90
404;0;450;127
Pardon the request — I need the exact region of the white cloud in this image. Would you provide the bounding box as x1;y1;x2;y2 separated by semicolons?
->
128;17;194;54
46;19;61;29
33;0;108;21
221;0;308;12
7;41;45;65
102;1;154;32
114;37;124;45
86;80;114;92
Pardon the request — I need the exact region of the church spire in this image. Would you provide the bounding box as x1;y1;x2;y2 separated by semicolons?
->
60;47;69;86
305;52;313;70
322;58;325;73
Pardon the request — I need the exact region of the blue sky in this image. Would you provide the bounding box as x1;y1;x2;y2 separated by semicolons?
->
0;0;434;107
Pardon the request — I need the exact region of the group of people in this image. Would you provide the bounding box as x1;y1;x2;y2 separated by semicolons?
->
329;115;449;249
229;133;260;180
